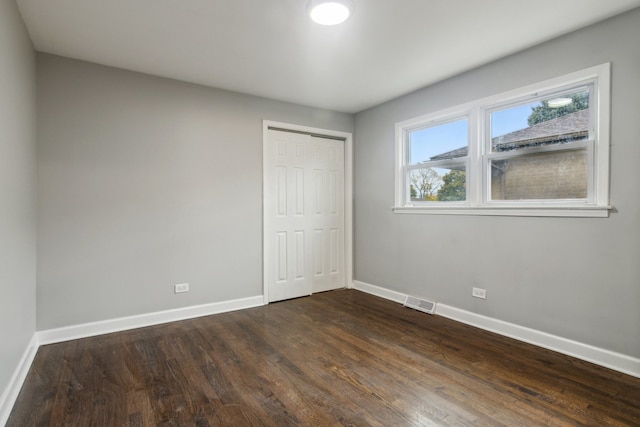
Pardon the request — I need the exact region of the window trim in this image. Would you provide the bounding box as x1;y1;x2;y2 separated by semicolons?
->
394;63;611;217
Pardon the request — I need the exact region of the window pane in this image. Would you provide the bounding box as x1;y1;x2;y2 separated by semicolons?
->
491;88;590;153
409;167;466;202
490;149;587;200
409;118;468;164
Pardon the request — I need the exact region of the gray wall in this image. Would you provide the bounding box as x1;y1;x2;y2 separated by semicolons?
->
0;0;37;397
354;9;640;358
37;54;353;329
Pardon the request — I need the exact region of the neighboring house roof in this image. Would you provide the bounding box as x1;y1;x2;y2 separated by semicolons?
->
428;109;589;161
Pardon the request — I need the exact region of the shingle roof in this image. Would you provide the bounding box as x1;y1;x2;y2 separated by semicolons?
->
428;109;589;161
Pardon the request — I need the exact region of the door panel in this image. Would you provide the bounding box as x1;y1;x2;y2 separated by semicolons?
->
309;136;345;294
265;130;345;302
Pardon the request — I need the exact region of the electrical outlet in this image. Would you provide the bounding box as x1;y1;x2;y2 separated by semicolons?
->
174;283;189;294
472;287;487;299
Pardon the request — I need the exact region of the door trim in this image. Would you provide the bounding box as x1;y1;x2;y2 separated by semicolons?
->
262;120;353;304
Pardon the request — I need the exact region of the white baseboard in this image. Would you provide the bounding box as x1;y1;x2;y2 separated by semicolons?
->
0;333;39;427
353;280;640;378
38;295;264;345
352;280;407;304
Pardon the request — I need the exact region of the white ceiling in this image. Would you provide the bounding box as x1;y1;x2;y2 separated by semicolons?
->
17;0;640;113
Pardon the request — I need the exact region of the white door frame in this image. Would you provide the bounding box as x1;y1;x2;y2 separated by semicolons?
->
263;120;353;304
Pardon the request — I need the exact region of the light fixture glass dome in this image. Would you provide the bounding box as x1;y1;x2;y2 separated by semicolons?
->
308;0;353;26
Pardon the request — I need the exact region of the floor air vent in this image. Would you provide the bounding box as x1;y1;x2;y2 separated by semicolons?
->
404;296;436;314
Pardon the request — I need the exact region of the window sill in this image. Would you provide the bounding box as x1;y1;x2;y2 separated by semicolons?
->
392;205;612;218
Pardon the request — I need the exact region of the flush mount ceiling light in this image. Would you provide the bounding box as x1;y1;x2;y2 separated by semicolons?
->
308;0;353;26
547;97;573;108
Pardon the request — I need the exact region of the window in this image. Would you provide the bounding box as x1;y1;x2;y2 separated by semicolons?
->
407;117;468;202
394;63;611;217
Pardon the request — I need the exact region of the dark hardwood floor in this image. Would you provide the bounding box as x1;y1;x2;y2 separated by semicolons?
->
8;289;640;426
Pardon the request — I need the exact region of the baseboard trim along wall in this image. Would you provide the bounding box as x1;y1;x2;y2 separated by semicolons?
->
0;334;39;427
352;280;640;379
38;295;265;345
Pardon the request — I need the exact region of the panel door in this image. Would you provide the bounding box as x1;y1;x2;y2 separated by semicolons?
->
265;130;345;302
308;136;345;294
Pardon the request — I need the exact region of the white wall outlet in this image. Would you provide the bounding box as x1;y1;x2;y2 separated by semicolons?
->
174;283;189;294
472;287;487;299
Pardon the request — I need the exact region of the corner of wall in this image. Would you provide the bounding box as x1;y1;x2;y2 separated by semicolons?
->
0;334;39;426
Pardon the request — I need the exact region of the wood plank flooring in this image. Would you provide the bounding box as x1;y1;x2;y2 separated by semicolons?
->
8;289;640;426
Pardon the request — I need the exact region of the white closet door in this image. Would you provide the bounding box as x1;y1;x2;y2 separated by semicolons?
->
265;130;345;302
308;135;345;294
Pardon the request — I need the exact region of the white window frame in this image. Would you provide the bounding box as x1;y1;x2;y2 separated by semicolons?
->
403;113;471;205
394;63;611;217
